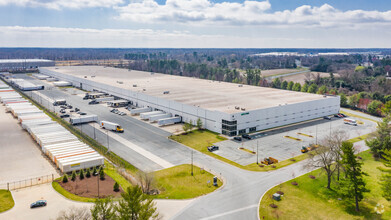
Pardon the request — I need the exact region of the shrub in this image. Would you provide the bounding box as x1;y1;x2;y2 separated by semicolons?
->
86;169;91;178
259;164;264;167
62;174;68;183
269;204;278;208
92;167;97;176
309;175;316;179
276;191;284;195
71;171;76;181
291;181;298;186
271;165;276;168
113;182;120;192
99;169;105;180
79;169;84;180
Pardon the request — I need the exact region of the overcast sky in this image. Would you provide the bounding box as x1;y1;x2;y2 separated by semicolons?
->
1;0;391;48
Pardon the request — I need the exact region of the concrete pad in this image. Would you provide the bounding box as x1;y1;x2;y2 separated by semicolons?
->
155;199;195;220
0;183;92;220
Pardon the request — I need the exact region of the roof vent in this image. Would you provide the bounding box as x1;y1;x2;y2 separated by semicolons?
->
133;84;137;87
235;106;240;110
241;108;246;111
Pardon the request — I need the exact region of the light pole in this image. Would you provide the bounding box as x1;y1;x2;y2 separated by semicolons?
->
191;150;193;176
106;130;110;153
315;125;318;145
256;140;259;164
93;123;96;140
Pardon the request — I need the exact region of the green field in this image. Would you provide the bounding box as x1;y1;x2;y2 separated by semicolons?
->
153;164;222;199
0;190;14;213
259;151;391;219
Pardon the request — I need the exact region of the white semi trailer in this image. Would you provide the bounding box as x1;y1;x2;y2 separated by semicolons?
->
70;115;98;125
100;121;124;133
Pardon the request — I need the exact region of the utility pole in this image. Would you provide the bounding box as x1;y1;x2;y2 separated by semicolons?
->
191;150;193;176
106;130;110;153
256;140;259;164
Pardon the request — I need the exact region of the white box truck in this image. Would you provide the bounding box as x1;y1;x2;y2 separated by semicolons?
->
70;115;98;125
100;121;124;133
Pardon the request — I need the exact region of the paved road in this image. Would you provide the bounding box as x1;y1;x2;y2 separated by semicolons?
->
13;75;377;220
265;69;310;80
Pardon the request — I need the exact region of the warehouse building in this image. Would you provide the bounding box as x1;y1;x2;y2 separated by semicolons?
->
40;66;340;136
0;59;55;71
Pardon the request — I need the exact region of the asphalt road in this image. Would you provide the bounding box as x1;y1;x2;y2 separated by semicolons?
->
14;74;375;220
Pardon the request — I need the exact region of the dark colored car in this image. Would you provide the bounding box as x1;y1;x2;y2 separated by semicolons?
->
233;136;242;141
83;96;89;100
75;108;80;112
340;113;347;117
59;109;66;114
323;116;331;120
60;114;70;118
207;145;219;152
242;134;252;140
30;200;47;208
60;105;67;109
88;100;99;105
78;112;87;115
67;105;73;109
334;114;343;118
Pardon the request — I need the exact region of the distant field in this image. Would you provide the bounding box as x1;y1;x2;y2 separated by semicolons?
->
260;68;305;77
280;72;339;84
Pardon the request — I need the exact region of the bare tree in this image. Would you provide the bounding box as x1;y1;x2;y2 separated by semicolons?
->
56;206;91;220
305;139;337;189
327;130;348;181
137;171;156;194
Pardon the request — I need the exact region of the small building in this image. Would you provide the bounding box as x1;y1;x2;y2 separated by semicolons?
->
0;59;55;72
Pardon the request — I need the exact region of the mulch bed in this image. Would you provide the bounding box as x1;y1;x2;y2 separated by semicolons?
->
58;174;123;198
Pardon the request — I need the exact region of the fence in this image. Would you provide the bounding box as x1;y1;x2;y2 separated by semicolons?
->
0;174;55;191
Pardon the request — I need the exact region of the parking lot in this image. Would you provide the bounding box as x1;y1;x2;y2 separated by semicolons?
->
212;116;376;165
0;103;59;188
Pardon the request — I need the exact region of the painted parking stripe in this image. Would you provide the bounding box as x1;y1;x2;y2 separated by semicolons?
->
199;204;258;220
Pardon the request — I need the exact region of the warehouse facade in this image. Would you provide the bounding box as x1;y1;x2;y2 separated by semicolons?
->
0;59;55;71
40;66;340;136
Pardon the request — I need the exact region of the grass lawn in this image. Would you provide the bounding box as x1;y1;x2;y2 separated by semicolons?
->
0;190;14;213
152;164;222;199
259;151;391;220
170;129;308;171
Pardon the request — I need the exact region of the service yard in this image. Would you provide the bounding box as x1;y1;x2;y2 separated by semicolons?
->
212;115;376;165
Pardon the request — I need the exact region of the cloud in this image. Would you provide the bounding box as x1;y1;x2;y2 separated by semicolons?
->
1;25;390;48
114;0;391;28
0;0;123;10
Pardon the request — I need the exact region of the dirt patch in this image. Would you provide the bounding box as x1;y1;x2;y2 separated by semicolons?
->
281;72;340;84
58;175;123;198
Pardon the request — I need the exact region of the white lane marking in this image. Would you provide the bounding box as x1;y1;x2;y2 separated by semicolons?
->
199;204;258;220
108;131;174;169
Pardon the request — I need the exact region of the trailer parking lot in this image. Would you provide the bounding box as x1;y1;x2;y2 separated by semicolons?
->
212;116;376;165
0;104;59;188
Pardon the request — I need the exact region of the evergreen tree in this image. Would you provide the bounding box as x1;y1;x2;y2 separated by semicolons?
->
301;83;309;92
79;169;85;180
71;171;77;181
113;182;120;192
281;80;288;90
340;93;348;107
307;84;318;93
100;168;105;180
91;197;117;220
292;82;301;91
117;186;159;220
287;81;294;90
62;174;68;183
365;116;391;157
93;167;98;176
272;78;281;89
339;141;369;212
86;169;91;178
379;149;391;201
317;85;328;94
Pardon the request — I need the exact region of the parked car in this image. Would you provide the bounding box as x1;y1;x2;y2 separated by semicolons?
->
233;136;242;141
88;100;99;105
242;134;252;140
60;105;67;109
75;108;80;112
70;110;75;112
323;116;331;120
337;113;345;118
66;105;73;109
340;113;347;117
30;200;47;208
119;112;127;116
78;112;87;115
207;145;219;152
59;109;66;114
334;114;343;118
83;96;89;100
60;114;70;118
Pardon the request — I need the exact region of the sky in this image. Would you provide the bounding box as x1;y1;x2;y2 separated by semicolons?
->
0;0;391;48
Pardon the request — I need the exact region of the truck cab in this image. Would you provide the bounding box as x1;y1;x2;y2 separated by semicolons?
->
116;125;124;133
